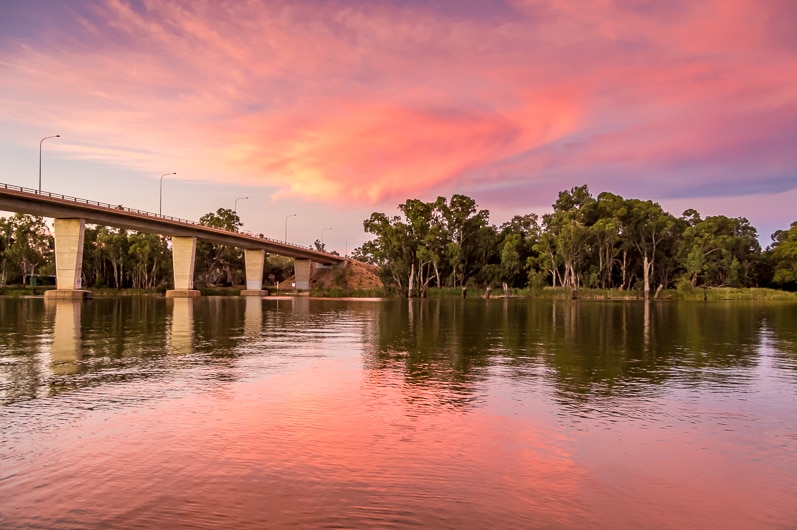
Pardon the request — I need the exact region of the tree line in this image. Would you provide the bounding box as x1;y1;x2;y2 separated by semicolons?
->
0;208;295;289
354;185;797;297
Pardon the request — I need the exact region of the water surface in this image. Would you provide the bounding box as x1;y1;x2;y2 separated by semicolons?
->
1;297;796;528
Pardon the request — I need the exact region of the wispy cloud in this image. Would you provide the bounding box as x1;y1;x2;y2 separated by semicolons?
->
1;0;795;215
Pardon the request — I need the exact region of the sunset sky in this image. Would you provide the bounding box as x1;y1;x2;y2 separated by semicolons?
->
1;0;795;251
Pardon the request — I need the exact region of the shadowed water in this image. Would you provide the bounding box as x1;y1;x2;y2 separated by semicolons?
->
1;297;796;528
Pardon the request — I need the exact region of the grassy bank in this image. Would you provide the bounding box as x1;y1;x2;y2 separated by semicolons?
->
0;286;54;296
309;286;391;298
422;286;797;301
4;284;794;301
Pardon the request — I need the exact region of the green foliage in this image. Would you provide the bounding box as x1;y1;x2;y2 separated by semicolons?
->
359;186;795;296
198;208;242;231
770;221;797;287
0;214;53;286
196;208;244;286
678;215;761;287
265;255;294;286
360;194;496;296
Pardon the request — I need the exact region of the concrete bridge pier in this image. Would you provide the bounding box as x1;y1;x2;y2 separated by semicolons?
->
294;258;311;290
166;236;200;298
241;249;267;296
45;218;93;300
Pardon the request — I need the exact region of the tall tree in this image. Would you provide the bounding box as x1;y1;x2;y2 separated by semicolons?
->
3;214;53;285
96;226;131;288
538;185;596;290
497;214;539;288
129;233;171;289
679;215;761;287
622;199;677;299
441;194;491;287
195;208;244;286
770;221;797;286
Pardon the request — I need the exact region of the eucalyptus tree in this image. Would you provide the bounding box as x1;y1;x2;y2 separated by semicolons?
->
196;208;244;286
1;213;53;285
399;197;445;295
361;211;414;293
498;214;539;287
536;185;596;290
620;198;678;299
679;215;761;287
362;197;448;296
440;194;491;288
0;216;12;286
95;226;131;288
82;225;129;288
362;194;492;295
81;226;103;287
769;221;797;286
592;192;629;289
128;232;171;289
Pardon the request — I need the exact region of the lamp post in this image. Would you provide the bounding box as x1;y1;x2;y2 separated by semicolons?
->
345;237;356;258
159;172;176;215
284;213;297;243
234;196;248;213
321;227;332;246
38;135;60;193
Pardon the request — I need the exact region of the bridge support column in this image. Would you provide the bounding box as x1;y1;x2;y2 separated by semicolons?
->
166;236;200;298
294;258;311;290
241;249;267;296
45;218;92;300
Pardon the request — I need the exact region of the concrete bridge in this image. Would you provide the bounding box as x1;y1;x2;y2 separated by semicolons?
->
0;182;345;299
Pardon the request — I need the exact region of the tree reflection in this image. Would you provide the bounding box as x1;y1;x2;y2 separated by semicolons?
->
363;298;786;410
1;297;795;409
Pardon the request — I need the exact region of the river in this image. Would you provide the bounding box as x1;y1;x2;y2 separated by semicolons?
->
1;296;796;528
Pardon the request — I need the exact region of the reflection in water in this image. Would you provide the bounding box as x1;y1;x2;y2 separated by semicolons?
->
168;298;195;355
0;297;796;528
243;296;263;337
292;295;309;314
48;299;83;375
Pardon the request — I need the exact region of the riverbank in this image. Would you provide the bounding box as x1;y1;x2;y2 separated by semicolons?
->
424;286;797;302
3;284;795;301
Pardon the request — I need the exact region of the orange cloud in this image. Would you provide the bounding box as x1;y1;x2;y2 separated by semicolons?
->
0;0;795;212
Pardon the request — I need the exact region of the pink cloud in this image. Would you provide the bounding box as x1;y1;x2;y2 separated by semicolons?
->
0;0;795;226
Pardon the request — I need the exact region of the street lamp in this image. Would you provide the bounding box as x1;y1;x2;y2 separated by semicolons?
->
38;135;60;193
159;172;176;215
234;196;248;213
284;213;297;243
345;237;356;258
321;227;332;246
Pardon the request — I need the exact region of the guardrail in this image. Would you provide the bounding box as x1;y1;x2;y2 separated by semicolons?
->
0;182;329;254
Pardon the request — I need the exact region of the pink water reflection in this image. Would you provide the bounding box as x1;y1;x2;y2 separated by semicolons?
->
1;299;796;529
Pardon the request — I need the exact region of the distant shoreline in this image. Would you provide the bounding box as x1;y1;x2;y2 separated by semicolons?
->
3;285;796;302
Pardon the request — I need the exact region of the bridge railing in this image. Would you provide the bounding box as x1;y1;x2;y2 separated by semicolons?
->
0;182;328;254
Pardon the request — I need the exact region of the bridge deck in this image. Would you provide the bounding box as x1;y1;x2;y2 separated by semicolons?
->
0;182;344;264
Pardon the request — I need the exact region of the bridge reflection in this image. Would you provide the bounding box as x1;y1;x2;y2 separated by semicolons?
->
169;298;195;355
47;299;83;375
244;296;262;337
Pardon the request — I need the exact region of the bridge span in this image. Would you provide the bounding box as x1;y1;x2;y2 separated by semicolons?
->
0;182;345;299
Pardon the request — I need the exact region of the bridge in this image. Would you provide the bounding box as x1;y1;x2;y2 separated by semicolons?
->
0;182;346;299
